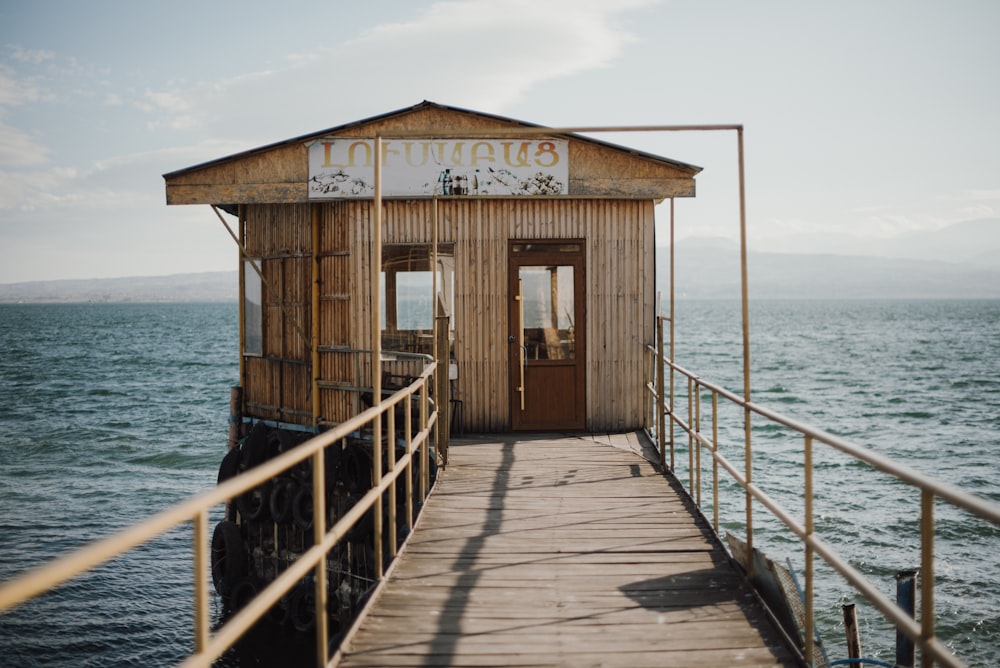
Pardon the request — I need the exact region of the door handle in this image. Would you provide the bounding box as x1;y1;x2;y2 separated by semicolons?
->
517;279;525;411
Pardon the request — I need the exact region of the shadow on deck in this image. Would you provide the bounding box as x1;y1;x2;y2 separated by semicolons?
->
334;432;798;667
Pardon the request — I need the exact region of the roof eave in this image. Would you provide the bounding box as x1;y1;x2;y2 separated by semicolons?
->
162;100;703;180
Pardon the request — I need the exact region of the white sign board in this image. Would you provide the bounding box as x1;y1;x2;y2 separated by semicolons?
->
307;138;568;198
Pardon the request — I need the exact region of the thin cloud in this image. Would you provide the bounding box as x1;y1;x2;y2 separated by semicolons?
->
957;204;995;219
0;63;49;166
964;188;1000;202
0;122;49;167
0;62;42;106
8;46;55;65
342;0;649;109
137;0;655;136
0;164;78;211
0;137;248;212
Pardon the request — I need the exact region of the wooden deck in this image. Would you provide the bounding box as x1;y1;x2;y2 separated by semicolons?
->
335;433;798;667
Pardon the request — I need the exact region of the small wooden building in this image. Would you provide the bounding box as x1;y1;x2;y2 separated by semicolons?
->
164;101;700;434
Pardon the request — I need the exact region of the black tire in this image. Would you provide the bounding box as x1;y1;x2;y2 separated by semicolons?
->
237;482;271;523
240;423;270;471
211;520;246;597
228;576;259;612
217;447;243;521
324;444;344;483
287;582;316;632
269;478;296;525
292;486;314;531
346;503;374;546
277;428;309;453
340;445;370;494
217;446;241;485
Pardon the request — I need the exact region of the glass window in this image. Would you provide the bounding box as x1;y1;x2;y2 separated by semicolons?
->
520;265;575;360
244;259;263;356
395;270;435;330
381;244;454;355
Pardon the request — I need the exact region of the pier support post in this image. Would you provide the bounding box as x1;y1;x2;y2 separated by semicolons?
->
896;569;918;668
227;386;242;450
843;603;862;662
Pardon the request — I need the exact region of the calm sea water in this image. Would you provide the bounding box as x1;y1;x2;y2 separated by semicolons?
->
0;300;997;666
671;299;1000;666
0;303;238;666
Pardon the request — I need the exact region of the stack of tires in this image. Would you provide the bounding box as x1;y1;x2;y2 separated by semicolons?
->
209;422;434;638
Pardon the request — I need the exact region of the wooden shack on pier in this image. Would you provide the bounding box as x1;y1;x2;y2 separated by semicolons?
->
163;101;701;434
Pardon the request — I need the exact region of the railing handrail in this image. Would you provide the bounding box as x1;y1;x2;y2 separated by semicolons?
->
644;338;1000;668
0;362;440;668
651;345;1000;528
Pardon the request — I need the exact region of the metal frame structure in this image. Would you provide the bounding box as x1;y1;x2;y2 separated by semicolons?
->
370;122;750;435
1;121;752;668
644;346;1000;668
0;366;441;668
19;121;983;668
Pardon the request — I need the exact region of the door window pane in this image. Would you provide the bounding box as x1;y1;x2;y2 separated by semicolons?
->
520;265;575;360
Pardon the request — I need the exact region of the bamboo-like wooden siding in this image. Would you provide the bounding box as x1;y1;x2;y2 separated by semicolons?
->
317;202;361;424
376;198;655;432
240;197;655;432
242;205;312;424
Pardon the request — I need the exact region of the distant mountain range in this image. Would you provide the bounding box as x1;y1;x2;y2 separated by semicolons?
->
660;239;1000;299
0;271;237;303
1;219;997;302
760;218;1000;266
662;218;1000;299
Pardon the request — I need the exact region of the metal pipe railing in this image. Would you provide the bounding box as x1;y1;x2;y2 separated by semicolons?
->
643;335;1000;668
0;366;441;668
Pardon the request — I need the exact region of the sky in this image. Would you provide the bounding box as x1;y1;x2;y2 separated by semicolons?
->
1;0;998;283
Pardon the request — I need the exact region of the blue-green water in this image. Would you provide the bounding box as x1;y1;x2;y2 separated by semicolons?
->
0;303;237;666
0;300;997;666
672;299;1000;666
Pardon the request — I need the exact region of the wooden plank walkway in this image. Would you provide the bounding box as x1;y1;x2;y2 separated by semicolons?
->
335;433;798;667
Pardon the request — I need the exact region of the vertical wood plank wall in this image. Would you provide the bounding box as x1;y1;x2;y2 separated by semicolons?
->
243;204;312;425
318;202;360;425
241;198;655;433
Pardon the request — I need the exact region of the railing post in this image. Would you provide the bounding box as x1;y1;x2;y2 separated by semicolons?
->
656;316;667;472
694;380;701;506
420;378;429;500
193;509;209;656
405;391;414;531
920;490;935;668
387;407;398;559
668;196;677;471
804;435;815;666
736;125;753;580
643;345;651;433
312;448;329;666
687;375;694;494
372;135;385;584
668;342;676;471
373;410;383;581
711;391;719;533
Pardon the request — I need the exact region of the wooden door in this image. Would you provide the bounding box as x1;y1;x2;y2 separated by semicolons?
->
508;241;586;430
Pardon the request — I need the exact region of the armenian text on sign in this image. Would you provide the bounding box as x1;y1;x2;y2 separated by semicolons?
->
307;138;569;198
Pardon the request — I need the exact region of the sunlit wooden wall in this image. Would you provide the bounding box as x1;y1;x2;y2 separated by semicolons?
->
240;197;656;433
